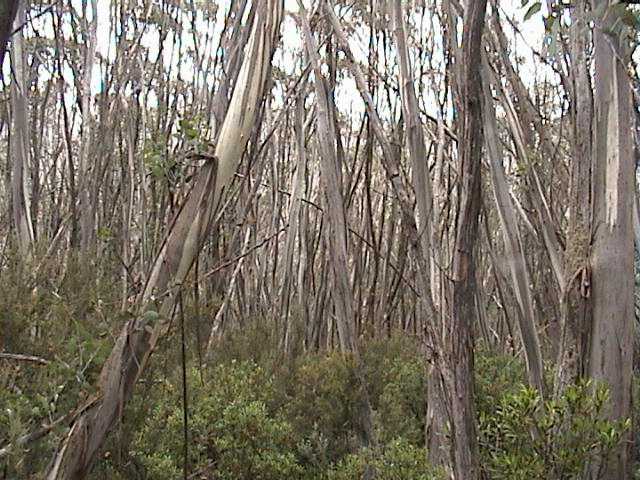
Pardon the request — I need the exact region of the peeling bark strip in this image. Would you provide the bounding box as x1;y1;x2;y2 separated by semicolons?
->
481;66;544;395
44;2;283;478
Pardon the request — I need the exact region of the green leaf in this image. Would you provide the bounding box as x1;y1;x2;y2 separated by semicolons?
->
524;2;541;22
142;310;160;324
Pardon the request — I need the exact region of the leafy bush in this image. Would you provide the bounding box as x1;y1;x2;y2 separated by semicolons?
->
286;352;364;464
327;438;441;480
367;342;426;445
0;251;120;477
133;361;302;480
478;378;630;479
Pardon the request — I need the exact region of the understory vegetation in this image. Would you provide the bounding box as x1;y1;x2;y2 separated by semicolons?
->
0;256;632;479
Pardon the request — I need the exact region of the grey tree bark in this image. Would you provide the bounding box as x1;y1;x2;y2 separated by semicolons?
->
446;0;487;477
555;0;594;396
10;0;34;255
588;1;635;478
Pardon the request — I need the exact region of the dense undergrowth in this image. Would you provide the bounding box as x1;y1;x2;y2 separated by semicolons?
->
0;253;633;479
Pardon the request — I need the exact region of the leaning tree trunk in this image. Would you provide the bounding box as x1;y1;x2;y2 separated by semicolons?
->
588;1;635;478
300;3;355;353
44;2;283;478
445;0;487;478
481;67;544;395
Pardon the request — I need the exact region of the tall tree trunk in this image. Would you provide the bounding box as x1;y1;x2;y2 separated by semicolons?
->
281;91;308;353
78;0;98;253
301;6;355;353
446;0;486;478
390;1;447;466
44;3;283;478
556;0;594;396
10;0;34;255
588;1;634;478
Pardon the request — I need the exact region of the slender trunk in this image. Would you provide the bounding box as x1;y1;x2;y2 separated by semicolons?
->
556;0;594;396
281;92;308;353
10;1;34;255
79;0;98;253
446;1;486;477
390;1;446;465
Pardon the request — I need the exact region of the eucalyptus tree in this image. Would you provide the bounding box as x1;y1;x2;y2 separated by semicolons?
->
588;1;635;477
45;1;284;477
445;1;487;477
9;0;33;255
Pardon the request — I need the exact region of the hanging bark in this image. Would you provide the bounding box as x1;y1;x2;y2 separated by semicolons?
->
44;2;283;478
588;1;635;478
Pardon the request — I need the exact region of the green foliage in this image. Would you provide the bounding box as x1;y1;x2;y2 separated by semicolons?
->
523;2;541;22
286;352;363;463
3;253;634;480
133;361;302;480
144;140;177;181
129;333;430;480
362;337;426;446
0;252;121;477
478;373;629;479
327;438;441;480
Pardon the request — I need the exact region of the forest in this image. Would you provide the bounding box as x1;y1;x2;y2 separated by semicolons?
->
0;0;639;478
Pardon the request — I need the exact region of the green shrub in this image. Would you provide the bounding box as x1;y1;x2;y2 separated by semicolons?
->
286;352;363;464
132;361;302;480
327;438;441;480
478;379;629;479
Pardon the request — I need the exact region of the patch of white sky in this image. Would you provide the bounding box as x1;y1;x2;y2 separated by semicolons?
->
6;0;551;123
